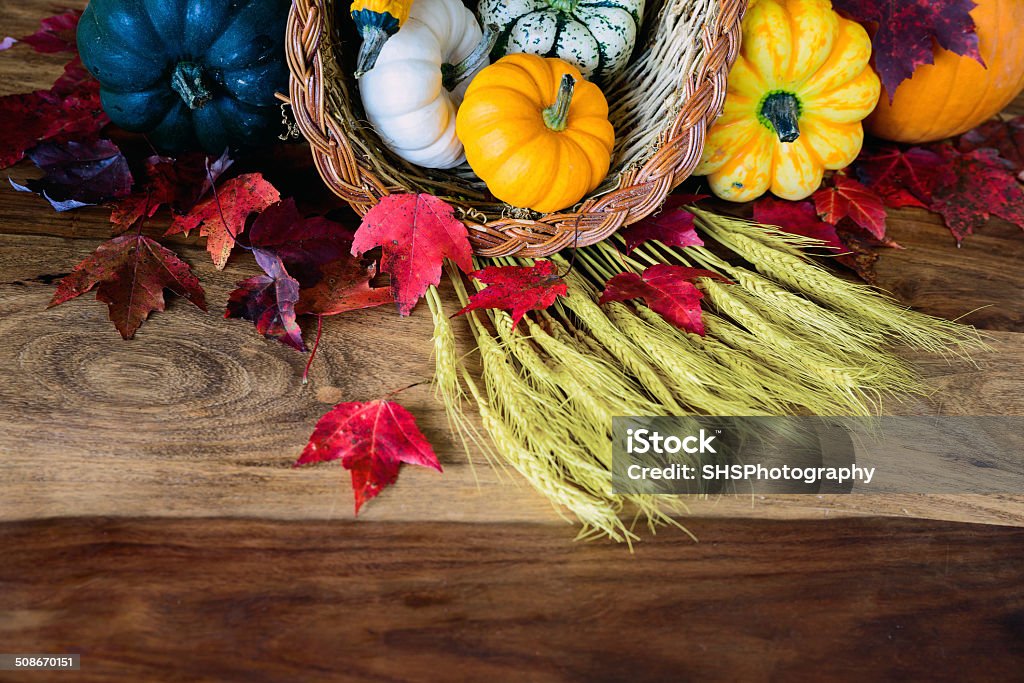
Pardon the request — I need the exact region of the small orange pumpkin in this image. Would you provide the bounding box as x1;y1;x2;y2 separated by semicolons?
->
455;54;615;213
866;0;1024;143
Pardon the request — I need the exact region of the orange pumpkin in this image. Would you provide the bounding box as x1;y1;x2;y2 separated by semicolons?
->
866;0;1024;143
456;54;614;213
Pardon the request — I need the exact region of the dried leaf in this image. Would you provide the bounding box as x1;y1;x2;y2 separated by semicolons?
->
351;194;473;315
225;249;305;351
599;264;726;335
10;138;132;211
455;260;567;327
812;175;887;240
834;229;882;285
295;400;442;513
833;0;982;100
167;173;280;269
49;234;207;339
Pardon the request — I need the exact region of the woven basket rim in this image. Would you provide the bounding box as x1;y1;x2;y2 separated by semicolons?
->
285;0;747;257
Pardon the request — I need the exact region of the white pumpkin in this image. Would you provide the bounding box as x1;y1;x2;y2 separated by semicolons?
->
359;0;488;169
479;0;644;82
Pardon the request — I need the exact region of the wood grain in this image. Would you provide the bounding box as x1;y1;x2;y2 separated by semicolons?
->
2;2;1024;678
2;232;1024;526
1;517;1023;682
875;214;1024;332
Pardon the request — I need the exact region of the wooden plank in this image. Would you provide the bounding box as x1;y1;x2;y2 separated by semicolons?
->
1;517;1023;682
1;234;1023;528
875;214;1024;332
1;1;1023;530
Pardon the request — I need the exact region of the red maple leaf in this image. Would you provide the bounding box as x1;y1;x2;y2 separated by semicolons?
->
812;175;887;240
0;58;108;169
249;199;391;316
226;249;305;351
957;116;1024;178
3;9;81;54
752;197;845;252
166;173;280;269
833;0;982;100
931;147;1024;244
857;139;1024;244
295;400;442;513
854;145;949;209
111;195;160;235
753;195;899;282
619;193;707;254
49;234;207;339
454;260;567;327
11;138;133;211
111;151;233;233
351;194;473;315
599;264;726;335
50;58;93;95
295;257;394;316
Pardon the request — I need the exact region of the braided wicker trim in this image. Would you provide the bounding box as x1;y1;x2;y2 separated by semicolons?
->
285;0;747;258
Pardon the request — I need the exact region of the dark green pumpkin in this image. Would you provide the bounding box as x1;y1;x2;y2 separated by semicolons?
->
77;0;290;153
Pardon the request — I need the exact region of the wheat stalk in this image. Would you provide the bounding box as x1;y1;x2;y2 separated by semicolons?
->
426;202;983;543
559;269;686;412
695;210;984;355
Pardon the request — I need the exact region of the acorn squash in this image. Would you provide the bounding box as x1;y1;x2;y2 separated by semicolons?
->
77;0;289;153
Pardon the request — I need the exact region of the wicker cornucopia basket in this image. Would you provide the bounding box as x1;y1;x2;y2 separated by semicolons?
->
285;0;746;257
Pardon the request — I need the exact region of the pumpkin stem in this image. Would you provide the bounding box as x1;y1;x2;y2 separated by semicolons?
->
441;26;499;92
171;62;213;110
355;27;390;78
543;74;576;132
761;91;801;143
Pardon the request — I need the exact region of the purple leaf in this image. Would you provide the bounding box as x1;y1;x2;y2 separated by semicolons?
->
249;198;355;287
833;0;982;100
225;248;306;351
11;138;132;211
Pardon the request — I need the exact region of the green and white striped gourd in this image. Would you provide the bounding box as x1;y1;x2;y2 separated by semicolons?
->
479;0;644;82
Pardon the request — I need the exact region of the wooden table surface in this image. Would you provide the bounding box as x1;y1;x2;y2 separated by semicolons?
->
2;3;1024;680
